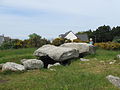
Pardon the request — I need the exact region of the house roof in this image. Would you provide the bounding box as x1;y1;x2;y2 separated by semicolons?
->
76;34;89;41
59;31;75;38
59;31;89;41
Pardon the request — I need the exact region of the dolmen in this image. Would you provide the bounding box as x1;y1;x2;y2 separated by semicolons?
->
0;43;96;72
34;44;79;68
34;43;95;68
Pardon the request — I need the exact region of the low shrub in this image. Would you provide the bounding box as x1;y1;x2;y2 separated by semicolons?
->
94;42;120;50
73;39;89;43
52;38;71;46
0;39;50;50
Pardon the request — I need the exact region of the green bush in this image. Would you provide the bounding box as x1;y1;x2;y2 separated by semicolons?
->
0;39;23;50
0;41;13;50
94;42;120;50
52;38;71;46
52;38;65;46
0;33;51;50
73;39;88;43
64;39;72;43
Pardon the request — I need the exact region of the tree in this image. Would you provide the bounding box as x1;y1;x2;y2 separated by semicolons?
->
87;25;112;42
111;26;120;39
28;33;42;47
76;25;116;43
112;36;120;43
28;33;50;48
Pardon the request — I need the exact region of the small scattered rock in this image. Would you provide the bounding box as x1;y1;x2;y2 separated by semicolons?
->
106;75;120;88
117;55;120;60
48;63;61;69
22;59;44;70
109;60;116;65
80;58;90;61
2;62;25;72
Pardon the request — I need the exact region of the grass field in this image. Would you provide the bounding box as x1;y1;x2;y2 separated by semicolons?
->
0;48;120;90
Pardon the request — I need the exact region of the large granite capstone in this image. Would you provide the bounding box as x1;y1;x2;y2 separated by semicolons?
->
60;43;96;54
34;45;79;61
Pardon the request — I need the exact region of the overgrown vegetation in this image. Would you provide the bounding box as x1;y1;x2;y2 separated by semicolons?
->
0;33;50;50
52;38;72;46
76;25;120;43
73;39;89;43
0;48;120;90
52;38;89;46
94;42;120;50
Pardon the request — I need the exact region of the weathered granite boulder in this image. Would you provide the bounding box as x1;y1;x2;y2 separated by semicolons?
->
106;75;120;88
80;58;90;61
60;43;96;55
116;54;120;60
34;45;79;61
2;62;25;71
48;63;61;69
22;59;44;70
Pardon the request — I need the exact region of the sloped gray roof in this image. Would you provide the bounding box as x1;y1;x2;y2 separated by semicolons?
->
76;34;89;41
59;31;89;41
59;31;74;38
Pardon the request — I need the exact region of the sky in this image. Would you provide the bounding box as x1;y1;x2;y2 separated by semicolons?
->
0;0;120;40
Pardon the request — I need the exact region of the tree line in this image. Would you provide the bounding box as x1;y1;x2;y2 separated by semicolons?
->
1;25;120;50
76;25;120;43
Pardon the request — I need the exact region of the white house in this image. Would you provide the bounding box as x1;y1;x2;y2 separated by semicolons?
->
0;35;11;45
64;31;78;41
59;31;88;41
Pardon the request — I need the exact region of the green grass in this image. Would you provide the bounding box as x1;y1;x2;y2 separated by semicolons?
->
0;48;36;63
0;48;120;90
86;49;120;61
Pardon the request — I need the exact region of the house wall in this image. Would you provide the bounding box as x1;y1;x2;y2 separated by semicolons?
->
65;32;77;41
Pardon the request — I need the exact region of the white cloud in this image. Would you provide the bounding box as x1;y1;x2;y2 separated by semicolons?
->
1;0;120;16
